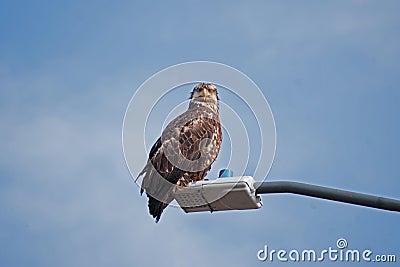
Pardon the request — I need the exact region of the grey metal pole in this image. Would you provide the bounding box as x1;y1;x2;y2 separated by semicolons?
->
254;181;400;212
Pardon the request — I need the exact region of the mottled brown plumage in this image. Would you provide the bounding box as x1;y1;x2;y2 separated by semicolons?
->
137;83;222;222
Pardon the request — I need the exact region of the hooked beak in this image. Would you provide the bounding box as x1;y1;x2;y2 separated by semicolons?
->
198;89;211;98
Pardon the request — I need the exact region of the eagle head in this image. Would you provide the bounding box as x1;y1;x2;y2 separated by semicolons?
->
189;83;219;112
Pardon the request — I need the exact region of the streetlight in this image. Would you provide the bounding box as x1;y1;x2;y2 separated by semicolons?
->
172;170;400;213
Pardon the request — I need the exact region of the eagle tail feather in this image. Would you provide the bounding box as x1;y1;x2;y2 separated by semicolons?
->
147;195;168;223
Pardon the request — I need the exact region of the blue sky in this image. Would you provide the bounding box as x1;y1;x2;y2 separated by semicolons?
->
1;1;399;266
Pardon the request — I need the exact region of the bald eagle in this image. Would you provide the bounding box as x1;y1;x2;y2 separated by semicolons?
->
138;83;222;222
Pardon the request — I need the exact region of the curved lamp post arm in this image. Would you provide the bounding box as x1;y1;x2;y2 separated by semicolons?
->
255;181;400;212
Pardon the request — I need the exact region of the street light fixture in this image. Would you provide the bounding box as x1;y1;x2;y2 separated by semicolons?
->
172;170;400;213
173;176;262;213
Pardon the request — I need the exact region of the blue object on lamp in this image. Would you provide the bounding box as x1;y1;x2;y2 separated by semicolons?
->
219;169;233;178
